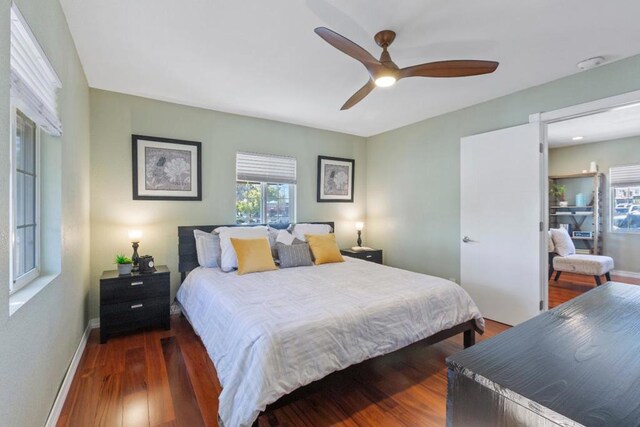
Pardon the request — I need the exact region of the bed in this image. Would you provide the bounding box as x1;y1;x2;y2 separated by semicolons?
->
176;223;484;427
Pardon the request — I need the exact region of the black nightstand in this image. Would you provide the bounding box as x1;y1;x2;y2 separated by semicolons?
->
100;265;170;343
340;248;383;264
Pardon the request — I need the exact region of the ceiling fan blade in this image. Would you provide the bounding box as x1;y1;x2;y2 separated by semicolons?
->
306;0;371;48
341;80;376;110
399;60;499;79
315;27;381;75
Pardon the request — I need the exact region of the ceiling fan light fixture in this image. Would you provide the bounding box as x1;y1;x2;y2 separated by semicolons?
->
374;75;396;87
313;27;498;110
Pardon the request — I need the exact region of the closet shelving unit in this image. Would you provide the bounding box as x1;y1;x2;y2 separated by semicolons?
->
549;172;605;255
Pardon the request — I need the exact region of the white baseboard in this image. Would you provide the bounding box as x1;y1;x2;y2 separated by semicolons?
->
612;270;640;280
45;318;100;427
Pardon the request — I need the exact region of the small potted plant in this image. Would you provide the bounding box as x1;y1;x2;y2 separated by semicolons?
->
550;184;568;207
115;254;133;275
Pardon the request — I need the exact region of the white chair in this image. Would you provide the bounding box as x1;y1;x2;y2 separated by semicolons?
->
549;228;614;286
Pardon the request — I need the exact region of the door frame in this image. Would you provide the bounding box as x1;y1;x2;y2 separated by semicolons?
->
529;88;640;310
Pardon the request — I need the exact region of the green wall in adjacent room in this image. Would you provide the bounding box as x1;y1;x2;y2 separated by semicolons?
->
549;136;640;272
366;54;640;281
89;89;367;319
0;0;91;425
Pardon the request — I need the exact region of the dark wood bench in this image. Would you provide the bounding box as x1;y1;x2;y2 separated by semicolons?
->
446;282;640;426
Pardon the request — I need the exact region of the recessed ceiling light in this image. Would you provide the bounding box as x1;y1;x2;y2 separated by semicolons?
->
572;136;585;141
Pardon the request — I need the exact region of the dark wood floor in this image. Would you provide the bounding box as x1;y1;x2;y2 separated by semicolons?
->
549;272;640;308
58;317;509;427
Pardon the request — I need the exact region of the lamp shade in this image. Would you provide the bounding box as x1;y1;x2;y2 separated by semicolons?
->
128;229;142;241
355;222;364;231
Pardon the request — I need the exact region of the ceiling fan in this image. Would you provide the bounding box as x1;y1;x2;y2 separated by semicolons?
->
314;27;499;110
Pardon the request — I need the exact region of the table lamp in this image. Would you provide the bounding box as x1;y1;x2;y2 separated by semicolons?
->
355;222;364;247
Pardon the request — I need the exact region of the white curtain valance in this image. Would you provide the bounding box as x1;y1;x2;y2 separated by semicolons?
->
610;164;640;186
10;4;62;136
236;152;297;185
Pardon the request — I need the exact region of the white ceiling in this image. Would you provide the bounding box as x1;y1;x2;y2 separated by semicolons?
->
59;0;640;137
548;103;640;148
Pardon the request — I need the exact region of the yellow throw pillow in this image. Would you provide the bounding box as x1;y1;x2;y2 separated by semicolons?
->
306;233;344;265
230;237;277;275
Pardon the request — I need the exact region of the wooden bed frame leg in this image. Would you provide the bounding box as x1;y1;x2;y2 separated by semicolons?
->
463;328;475;348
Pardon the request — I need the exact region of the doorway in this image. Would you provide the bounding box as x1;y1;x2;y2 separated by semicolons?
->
533;90;640;308
459;91;640;326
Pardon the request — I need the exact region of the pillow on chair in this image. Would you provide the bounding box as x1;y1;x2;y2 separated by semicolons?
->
547;230;555;253
550;228;575;257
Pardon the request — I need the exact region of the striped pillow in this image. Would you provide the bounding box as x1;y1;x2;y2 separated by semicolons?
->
277;243;313;268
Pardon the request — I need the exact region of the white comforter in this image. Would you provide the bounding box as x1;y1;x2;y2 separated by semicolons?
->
177;257;484;427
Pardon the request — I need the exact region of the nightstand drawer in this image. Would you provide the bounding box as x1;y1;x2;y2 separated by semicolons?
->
101;296;168;325
341;249;383;264
100;273;168;304
356;252;382;264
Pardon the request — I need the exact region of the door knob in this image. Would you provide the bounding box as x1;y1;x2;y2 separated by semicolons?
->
462;236;473;243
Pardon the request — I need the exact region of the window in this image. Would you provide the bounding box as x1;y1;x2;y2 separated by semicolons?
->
236;152;296;225
9;4;62;295
11;110;39;291
610;164;640;233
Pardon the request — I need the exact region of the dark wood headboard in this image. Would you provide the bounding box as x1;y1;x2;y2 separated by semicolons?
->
178;222;335;282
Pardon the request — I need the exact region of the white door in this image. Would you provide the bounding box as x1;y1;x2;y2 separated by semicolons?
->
461;123;544;326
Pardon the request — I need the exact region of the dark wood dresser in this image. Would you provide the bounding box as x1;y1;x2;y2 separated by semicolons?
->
446;282;640;426
340;248;383;264
100;265;170;343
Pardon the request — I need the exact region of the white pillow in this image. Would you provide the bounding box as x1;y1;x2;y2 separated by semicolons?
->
193;230;221;268
547;230;555;253
550;228;575;257
214;226;269;272
276;229;296;245
292;223;332;242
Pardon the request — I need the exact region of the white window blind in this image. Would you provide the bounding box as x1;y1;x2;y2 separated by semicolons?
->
10;4;62;136
236;152;297;184
610;164;640;186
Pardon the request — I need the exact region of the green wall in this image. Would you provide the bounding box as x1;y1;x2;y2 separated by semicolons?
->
366;55;640;281
3;3;640;423
549;137;640;272
89;89;367;319
0;0;91;425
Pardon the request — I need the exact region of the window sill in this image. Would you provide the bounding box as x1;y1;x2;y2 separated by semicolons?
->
9;273;59;316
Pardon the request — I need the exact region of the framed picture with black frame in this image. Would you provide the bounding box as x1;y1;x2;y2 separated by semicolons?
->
317;155;355;203
132;134;202;201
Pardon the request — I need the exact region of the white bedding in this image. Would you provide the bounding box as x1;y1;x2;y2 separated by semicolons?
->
177;256;484;427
